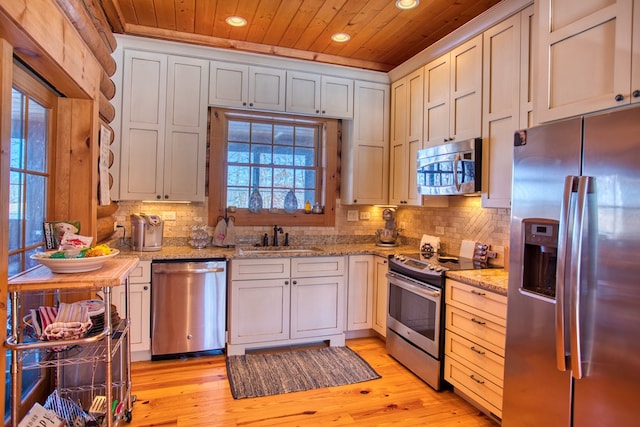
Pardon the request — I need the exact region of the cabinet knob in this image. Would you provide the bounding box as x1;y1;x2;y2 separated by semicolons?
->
164;195;169;199
353;199;357;203
292;280;297;285
316;110;320;114
156;195;161;200
321;110;326;114
285;280;289;285
615;94;624;102
633;90;640;98
143;286;148;291
242;102;247;106
249;102;254;107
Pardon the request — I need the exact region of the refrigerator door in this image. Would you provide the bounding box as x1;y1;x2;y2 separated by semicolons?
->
573;106;640;426
502;117;582;426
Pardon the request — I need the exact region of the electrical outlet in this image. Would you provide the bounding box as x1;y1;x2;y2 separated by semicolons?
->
161;211;176;221
360;211;371;220
347;210;358;221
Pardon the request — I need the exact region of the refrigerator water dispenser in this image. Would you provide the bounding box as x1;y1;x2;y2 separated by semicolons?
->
522;219;559;298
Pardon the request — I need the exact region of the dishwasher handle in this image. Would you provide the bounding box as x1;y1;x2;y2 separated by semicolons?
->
153;267;225;275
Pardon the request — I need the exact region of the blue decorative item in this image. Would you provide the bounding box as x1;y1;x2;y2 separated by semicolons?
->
248;187;263;213
284;189;298;214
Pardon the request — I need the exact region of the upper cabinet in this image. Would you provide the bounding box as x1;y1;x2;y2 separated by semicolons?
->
535;0;640;122
389;69;423;206
424;35;483;148
286;72;354;118
119;51;208;201
481;6;534;208
341;81;390;205
209;62;286;111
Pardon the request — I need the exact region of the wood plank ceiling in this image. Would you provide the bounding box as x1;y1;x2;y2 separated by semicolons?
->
99;0;501;72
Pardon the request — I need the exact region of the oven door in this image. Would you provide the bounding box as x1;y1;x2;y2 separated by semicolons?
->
387;272;442;358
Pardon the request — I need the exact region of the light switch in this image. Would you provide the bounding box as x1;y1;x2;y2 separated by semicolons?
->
360;211;371;220
162;211;177;221
347;210;358;221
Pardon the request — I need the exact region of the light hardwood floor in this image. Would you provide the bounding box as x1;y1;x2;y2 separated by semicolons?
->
127;337;498;426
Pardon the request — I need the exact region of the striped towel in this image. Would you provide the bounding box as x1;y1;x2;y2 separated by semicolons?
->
43;302;92;341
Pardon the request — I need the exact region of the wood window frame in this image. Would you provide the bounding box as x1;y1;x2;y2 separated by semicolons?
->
208;108;337;227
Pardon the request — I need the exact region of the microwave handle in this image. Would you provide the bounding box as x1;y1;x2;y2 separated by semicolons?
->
453;153;461;191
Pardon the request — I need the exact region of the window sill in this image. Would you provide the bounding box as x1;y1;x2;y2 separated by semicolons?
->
219;209;335;227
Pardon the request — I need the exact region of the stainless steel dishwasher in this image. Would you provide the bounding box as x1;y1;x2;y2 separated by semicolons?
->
151;259;226;358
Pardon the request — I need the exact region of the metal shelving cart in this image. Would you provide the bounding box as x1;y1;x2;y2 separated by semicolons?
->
5;257;139;427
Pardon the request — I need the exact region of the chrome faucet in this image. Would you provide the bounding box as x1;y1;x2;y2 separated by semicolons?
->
273;225;283;246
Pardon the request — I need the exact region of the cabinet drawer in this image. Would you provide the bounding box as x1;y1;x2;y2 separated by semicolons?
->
445;330;504;385
129;260;151;284
446;279;507;321
231;258;290;280
444;356;502;418
291;256;345;278
446;305;506;356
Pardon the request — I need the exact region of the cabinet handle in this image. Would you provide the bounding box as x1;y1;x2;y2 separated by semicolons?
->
470;374;485;384
292;280;297;285
164;195;169;199
470;346;485;355
242;102;247;106
156;195;161;200
321;110;326;114
615;94;624;102
316;110;320;113
470;289;486;296
284;280;289;285
471;318;486;326
143;286;149;291
633;90;640;98
249;102;254;107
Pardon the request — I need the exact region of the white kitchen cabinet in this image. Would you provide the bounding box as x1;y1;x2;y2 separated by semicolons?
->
113;260;151;360
424;35;483;148
389;69;423;206
346;255;374;331
444;279;507;419
286;71;354;118
372;255;388;337
119;51;208;201
535;0;640;123
228;257;345;355
341;81;390;205
209;62;286;111
481;7;534;209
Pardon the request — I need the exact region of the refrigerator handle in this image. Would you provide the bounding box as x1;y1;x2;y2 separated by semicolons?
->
555;175;576;371
569;176;590;379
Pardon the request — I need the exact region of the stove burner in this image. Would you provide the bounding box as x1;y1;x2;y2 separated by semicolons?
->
421;242;435;256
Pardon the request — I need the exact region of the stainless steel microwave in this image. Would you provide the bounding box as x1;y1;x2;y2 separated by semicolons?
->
417;138;482;195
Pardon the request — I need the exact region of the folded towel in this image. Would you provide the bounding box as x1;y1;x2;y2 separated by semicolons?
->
43;302;92;341
222;217;236;246
212;218;227;247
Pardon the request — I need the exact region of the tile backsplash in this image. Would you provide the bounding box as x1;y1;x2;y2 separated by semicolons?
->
113;196;509;264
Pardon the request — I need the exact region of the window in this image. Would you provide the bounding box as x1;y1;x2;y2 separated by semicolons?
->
5;62;56;422
209;109;338;227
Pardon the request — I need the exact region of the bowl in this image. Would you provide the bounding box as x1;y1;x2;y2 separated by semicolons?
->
30;249;120;273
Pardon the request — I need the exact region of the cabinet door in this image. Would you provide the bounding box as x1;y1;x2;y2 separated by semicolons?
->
424;54;451;147
341;81;390;205
389;78;408;205
121;282;151;354
481;14;522;209
535;0;633;122
372;256;388;336
450;35;483;142
321;75;354;118
286;71;321;115
249;66;286;111
164;56;208;201
229;278;290;344
119;50;167;200
290;276;345;339
346;255;374;331
209;61;248;107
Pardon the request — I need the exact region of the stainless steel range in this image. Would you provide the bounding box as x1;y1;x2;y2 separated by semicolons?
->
386;241;488;391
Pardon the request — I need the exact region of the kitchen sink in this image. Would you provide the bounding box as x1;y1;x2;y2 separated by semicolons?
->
236;246;323;255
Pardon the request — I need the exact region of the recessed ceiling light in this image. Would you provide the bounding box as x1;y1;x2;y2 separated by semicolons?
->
225;16;247;27
331;32;351;43
396;0;419;10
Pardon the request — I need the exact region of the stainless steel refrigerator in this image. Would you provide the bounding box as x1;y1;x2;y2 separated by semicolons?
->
502;106;640;426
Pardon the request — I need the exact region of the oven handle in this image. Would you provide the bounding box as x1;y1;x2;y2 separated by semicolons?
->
386;272;441;299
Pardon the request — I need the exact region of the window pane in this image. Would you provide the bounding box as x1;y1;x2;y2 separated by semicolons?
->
228;142;250;163
8;171;23;252
295;169;316;189
273;168;294;189
251;122;272;144
251;144;272;164
274;125;293;145
11;90;25;169
273;145;293;166
295;147;315;166
227;187;248;207
253;167;273;187
227;165;250;186
27;100;47;172
8;253;22;277
228;120;250;142
296;127;316;147
25;174;46;246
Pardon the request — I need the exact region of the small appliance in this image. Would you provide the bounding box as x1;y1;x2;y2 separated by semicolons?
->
417;138;482;195
130;213;164;252
375;207;400;247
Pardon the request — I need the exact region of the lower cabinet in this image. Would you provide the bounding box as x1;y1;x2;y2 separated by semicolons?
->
346;255;374;331
114;260;151;360
444;279;507;420
228;256;345;355
372;255;389;336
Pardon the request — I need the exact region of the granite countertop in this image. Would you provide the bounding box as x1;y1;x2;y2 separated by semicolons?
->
446;269;509;296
